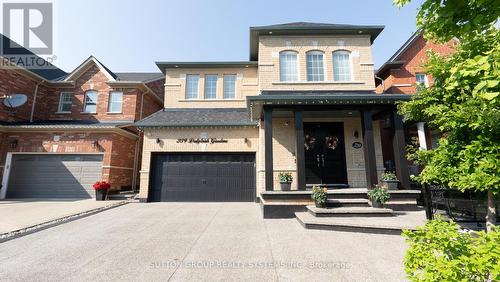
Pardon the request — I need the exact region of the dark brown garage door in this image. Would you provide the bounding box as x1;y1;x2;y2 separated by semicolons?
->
149;153;255;202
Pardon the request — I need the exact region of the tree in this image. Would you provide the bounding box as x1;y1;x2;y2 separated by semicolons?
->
394;0;500;230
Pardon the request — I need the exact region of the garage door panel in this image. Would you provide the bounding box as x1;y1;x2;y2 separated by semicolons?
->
6;154;103;199
150;153;255;202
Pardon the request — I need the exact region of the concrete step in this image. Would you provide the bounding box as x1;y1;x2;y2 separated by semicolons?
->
295;212;416;235
307;206;394;217
326;198;369;207
107;192;137;200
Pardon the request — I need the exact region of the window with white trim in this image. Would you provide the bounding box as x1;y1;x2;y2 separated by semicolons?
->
185;74;200;99
204;75;217;99
279;51;298;81
306;51;325;81
332;51;351;81
223;74;236;99
83;90;98;113
108;91;123;113
58;92;72;112
416;73;429;91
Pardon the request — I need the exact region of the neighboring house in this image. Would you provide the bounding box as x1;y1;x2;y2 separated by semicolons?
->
375;32;456;172
0;36;164;199
136;22;413;205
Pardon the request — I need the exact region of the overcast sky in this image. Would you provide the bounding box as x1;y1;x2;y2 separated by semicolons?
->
50;0;423;72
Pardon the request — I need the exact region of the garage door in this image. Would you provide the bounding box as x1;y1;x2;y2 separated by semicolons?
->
6;154;103;199
150;153;255;202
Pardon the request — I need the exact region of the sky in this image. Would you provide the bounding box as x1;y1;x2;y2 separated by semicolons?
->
49;0;424;73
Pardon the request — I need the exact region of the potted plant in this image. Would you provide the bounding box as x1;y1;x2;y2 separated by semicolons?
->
93;181;110;201
278;172;293;191
381;171;399;190
311;185;328;208
367;185;391;208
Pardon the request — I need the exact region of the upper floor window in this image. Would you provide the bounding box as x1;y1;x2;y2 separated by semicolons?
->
204;75;218;99
58;92;72;112
279;51;298;81
108;91;123;113
332;51;351;81
223;74;236;99
416;73;429;91
186;74;200;99
306;51;325;81
83;90;98;113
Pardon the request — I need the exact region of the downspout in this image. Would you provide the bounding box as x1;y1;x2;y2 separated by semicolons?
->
374;75;384;92
131;89;148;192
30;80;45;122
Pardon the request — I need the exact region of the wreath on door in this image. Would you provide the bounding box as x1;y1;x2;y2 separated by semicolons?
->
325;136;339;150
304;134;316;151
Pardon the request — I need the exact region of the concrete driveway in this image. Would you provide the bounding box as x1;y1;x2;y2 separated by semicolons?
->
0;203;409;281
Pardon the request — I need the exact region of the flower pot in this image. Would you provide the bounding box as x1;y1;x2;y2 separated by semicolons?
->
315;201;326;208
382;180;399;190
280;182;291;191
95;189;108;201
370;200;384;208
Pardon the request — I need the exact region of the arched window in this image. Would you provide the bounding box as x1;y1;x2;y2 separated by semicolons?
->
332;51;351;81
306;51;324;81
279;51;298;81
83;90;98;113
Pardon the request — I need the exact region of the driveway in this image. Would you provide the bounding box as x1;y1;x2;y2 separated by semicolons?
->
0;203;409;281
0;199;126;234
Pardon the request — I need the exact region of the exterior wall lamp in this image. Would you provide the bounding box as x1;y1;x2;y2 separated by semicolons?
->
156;138;161;144
9;139;18;149
353;130;359;138
91;140;99;148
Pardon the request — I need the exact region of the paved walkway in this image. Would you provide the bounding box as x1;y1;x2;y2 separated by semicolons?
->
0;203;410;281
0;199;125;234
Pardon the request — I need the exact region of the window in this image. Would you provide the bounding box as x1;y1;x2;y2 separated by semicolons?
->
83;90;98;113
416;73;428;91
108;91;123;113
223;75;236;99
306;51;325;81
204;75;218;99
185;74;200;99
58;92;72;112
279;51;298;81
332;51;351;81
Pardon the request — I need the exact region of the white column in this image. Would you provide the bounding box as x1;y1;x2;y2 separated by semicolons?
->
417;122;428;150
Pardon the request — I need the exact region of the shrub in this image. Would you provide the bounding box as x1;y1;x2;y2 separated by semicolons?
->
93;181;111;190
367;185;391;204
278;172;293;183
381;171;398;181
403;218;500;282
311;185;328;205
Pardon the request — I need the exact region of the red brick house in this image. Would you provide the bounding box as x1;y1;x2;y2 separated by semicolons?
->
0;41;164;199
375;32;456;172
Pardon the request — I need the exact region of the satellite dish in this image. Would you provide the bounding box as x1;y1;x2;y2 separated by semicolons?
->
3;94;28;108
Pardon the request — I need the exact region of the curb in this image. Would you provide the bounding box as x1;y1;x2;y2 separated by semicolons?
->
0;200;129;243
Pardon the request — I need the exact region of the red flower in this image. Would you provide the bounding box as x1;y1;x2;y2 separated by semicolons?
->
93;181;111;190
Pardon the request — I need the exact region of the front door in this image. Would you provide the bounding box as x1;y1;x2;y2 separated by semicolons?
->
304;123;348;186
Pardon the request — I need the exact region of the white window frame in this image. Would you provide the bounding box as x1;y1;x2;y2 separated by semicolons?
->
108;91;123;113
204;74;218;99
185;74;200;100
279;51;299;82
416;73;429;91
223;74;237;99
83;90;98;113
306;50;325;81
332;50;353;81
57;92;73;113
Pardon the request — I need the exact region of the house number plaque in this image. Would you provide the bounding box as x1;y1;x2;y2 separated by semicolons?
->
352;142;363;149
177;138;228;144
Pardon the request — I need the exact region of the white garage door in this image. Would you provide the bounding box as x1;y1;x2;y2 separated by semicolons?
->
6;154;103;199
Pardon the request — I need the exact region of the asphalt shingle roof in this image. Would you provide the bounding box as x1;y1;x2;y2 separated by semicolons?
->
115;72;164;82
134;108;257;127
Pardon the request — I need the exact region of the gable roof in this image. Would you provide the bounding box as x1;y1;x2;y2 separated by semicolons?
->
62;56;117;82
0;33;67;80
114;72;164;82
249;22;385;60
375;31;421;78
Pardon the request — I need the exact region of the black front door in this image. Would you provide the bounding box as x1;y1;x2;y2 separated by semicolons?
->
304;123;348;186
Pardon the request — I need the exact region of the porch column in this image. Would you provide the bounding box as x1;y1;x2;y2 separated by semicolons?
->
294;109;306;190
264;107;274;191
392;111;411;189
416;122;428;150
361;110;378;189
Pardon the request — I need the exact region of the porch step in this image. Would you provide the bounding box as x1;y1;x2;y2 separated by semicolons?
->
107;192;137;200
307;206;394;217
295;212;415;235
326;198;369;207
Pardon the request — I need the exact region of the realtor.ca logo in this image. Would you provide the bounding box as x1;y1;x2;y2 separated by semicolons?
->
1;1;56;69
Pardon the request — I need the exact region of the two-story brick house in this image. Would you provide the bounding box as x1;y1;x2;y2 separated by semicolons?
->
136;23;413;210
0;37;164;199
